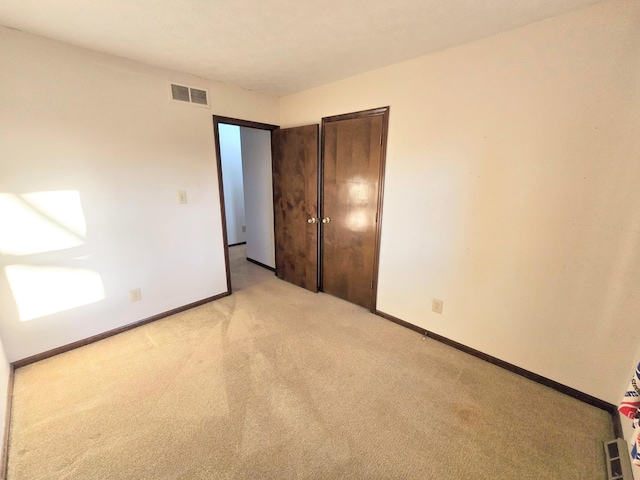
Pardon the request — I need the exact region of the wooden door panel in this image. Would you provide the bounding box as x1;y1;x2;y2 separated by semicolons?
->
273;125;319;292
322;115;384;309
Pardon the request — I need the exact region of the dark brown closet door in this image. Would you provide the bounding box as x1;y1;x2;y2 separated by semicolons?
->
321;112;386;309
272;125;319;292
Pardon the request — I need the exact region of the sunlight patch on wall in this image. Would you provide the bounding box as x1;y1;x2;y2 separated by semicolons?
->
5;265;105;322
1;190;105;321
0;191;86;256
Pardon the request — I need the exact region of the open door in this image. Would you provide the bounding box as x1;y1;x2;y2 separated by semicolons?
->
272;125;320;292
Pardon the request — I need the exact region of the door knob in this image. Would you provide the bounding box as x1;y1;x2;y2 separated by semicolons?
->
322;217;331;224
307;217;318;224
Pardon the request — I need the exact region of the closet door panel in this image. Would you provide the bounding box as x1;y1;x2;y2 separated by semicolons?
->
321;115;383;309
273;125;319;292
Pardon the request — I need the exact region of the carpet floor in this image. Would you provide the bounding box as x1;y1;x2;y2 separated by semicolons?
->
7;247;613;479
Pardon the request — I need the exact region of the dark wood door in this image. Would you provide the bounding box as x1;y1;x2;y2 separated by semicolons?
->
272;125;319;292
321;111;387;309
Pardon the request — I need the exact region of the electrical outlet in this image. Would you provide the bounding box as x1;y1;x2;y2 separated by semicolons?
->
177;190;187;205
130;288;142;302
432;298;443;314
242;225;246;232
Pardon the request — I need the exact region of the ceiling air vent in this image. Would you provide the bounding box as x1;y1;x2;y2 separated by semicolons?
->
169;83;210;108
190;88;208;105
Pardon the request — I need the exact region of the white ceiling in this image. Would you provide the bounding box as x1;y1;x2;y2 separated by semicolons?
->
0;0;604;96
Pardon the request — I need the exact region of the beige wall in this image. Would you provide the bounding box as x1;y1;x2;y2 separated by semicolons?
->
0;27;279;361
279;0;640;404
240;127;276;268
219;124;246;246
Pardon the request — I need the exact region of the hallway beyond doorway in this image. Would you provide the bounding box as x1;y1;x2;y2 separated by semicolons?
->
229;244;274;292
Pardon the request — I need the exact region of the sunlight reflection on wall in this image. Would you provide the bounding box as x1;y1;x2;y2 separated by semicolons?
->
0;191;86;255
5;265;105;322
0;191;105;321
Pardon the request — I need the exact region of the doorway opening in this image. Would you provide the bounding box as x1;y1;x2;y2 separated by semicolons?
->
213;108;389;311
212;116;279;293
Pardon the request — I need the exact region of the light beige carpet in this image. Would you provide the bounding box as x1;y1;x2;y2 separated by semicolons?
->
228;244;275;292
7;252;613;479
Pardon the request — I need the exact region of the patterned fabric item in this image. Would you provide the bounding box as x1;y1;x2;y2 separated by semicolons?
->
619;363;640;467
631;420;640;467
619;364;640;418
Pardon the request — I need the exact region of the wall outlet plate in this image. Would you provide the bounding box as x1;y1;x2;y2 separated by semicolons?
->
432;298;443;314
130;288;142;302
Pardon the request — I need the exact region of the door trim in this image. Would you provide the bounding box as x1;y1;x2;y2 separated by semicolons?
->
319;106;390;311
322;107;389;123
212;115;279;294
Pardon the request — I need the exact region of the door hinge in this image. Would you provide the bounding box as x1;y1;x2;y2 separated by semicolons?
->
379;133;382;145
371;281;374;289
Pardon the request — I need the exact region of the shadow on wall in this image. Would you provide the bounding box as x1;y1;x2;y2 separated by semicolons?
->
0;190;105;322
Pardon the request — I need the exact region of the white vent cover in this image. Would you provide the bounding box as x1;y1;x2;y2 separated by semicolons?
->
169;83;210;108
604;439;633;480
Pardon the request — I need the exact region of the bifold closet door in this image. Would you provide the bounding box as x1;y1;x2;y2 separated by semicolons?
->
321;113;385;310
272;125;319;292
